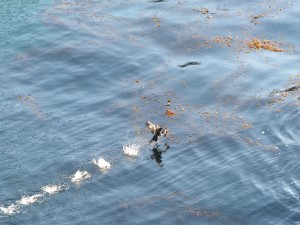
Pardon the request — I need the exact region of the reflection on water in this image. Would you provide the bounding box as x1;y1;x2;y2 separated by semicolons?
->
150;143;170;167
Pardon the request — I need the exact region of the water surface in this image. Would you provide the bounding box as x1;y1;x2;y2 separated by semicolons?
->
0;0;299;224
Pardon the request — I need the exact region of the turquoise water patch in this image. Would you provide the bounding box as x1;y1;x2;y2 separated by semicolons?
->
0;0;54;64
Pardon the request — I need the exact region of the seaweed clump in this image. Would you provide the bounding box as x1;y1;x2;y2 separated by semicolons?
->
152;15;161;27
165;109;176;117
247;38;284;52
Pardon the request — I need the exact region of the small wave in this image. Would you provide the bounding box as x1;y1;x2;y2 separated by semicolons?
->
41;184;68;195
123;144;140;156
71;170;91;183
92;157;111;170
18;193;44;205
0;204;19;215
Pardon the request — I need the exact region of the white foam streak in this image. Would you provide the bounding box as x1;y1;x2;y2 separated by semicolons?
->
71;170;91;183
92;157;111;170
123;144;140;156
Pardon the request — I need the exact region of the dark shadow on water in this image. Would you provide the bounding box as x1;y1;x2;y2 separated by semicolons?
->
150;143;170;167
150;0;167;2
178;61;202;68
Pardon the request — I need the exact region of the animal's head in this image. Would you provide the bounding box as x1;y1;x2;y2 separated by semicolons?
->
161;129;168;137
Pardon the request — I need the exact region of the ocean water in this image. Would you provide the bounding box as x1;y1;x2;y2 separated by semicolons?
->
0;0;299;224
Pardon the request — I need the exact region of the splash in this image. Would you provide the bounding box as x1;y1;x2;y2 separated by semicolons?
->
41;184;68;195
0;193;44;215
18;193;43;205
92;157;111;170
0;204;19;215
123;144;140;156
0;184;67;215
71;170;91;183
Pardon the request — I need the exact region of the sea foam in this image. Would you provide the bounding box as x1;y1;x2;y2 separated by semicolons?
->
0;194;44;215
18;193;44;205
0;204;19;215
123;144;140;156
71;170;91;183
0;184;67;215
92;157;111;170
41;184;68;195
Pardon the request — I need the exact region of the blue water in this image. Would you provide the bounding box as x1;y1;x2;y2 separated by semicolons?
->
0;0;299;224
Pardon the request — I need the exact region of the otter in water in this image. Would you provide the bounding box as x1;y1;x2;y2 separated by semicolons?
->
145;121;168;143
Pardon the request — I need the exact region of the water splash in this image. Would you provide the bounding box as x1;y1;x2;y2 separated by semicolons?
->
41;184;68;195
92;157;111;170
123;144;140;156
0;184;68;215
0;204;19;215
18;193;44;205
0;193;44;215
71;170;91;183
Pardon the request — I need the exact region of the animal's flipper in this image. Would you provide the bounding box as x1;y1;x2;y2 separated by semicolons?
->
145;121;152;126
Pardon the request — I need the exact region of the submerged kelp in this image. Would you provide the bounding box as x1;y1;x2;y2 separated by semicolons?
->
268;74;300;110
119;192;227;222
17;95;45;120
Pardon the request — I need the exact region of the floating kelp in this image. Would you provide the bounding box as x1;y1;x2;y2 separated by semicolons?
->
193;7;209;14
165;109;176;117
152;15;161;27
213;36;233;47
241;123;253;130
247;38;284;52
126;78;274;149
